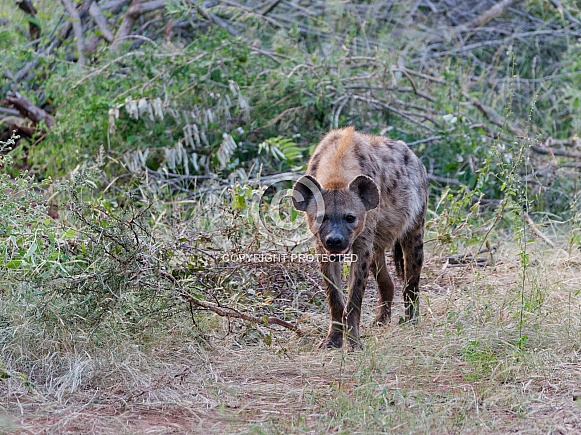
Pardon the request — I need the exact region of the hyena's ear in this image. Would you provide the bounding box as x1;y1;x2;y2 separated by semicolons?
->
292;175;322;211
349;175;380;211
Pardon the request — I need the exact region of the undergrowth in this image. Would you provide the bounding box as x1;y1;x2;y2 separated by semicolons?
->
2;1;580;215
1;1;581;431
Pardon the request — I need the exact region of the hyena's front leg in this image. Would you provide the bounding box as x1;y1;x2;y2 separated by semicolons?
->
400;226;424;323
344;240;373;350
370;248;395;326
318;246;345;348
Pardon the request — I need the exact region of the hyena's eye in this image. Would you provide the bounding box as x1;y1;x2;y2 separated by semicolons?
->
345;214;356;223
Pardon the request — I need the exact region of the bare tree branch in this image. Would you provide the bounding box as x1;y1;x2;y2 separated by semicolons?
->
456;0;524;31
181;287;304;335
161;271;303;335
89;2;114;43
60;0;87;65
114;0;166;45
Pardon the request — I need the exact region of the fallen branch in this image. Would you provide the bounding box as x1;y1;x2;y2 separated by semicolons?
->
446;243;499;266
101;0;132;14
531;145;581;159
0;107;20;117
543;136;581;148
395;67;445;84
89;2;115;43
259;0;282;16
114;0;165;45
161;271;303;336
0;117;36;138
350;93;437;133
3;91;55;128
545;136;581;148
191;2;214;23
560;162;581;169
456;0;524;31
60;0;88;65
182;289;304;335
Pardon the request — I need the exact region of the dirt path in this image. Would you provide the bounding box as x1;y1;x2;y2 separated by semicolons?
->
3;249;581;434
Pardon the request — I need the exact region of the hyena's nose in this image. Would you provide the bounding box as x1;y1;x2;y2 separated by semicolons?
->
325;236;347;252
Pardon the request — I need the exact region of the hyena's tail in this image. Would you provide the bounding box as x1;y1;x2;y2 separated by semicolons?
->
393;240;404;278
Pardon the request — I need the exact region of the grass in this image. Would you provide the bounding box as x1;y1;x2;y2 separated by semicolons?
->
2;0;581;431
1;243;580;434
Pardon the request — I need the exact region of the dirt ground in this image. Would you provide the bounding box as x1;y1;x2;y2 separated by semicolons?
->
2;246;581;434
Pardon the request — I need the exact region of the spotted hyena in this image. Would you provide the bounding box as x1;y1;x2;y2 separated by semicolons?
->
292;127;428;350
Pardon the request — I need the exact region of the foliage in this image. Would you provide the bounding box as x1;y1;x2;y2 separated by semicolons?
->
1;3;581;429
0;135;50;271
0;133;312;337
1;1;580;218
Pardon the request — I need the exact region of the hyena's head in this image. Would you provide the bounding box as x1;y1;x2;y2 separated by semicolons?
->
292;175;379;254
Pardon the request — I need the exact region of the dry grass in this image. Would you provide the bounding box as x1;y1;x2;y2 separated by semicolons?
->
1;243;581;434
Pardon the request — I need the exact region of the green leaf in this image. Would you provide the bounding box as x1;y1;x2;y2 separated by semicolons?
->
263;333;273;346
6;259;23;269
63;229;77;239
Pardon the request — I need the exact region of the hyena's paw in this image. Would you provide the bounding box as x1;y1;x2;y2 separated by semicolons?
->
320;332;343;349
372;309;391;326
344;327;363;351
347;337;364;352
399;315;419;325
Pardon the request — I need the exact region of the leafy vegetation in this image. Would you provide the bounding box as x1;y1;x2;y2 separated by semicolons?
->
1;0;580;432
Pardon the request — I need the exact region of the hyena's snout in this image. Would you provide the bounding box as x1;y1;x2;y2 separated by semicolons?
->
323;233;348;254
320;217;354;254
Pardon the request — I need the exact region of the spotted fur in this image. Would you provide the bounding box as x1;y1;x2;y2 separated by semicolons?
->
293;127;428;349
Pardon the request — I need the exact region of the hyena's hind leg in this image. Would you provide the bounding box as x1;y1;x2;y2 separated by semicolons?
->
370;249;395;326
398;225;425;323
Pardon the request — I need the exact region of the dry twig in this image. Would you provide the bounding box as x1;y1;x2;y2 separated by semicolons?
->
524;213;555;248
160;271;303;336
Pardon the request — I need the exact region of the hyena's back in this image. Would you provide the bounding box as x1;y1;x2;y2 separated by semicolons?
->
307;126;428;247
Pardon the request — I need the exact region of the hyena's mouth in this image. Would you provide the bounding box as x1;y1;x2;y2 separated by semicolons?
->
324;247;350;256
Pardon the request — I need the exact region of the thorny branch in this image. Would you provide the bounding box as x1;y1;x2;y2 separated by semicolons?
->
161;271;304;336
